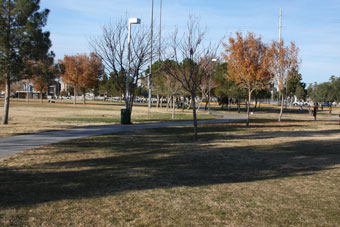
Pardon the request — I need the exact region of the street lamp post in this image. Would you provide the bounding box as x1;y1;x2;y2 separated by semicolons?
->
208;58;217;114
148;0;154;117
123;17;141;124
126;17;141;110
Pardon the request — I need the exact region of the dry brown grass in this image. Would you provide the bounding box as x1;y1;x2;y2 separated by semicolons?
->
0;99;216;138
1;116;340;226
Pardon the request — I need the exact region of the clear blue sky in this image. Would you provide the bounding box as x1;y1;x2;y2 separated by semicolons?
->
40;0;340;84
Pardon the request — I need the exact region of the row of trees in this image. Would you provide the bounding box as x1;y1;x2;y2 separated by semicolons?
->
0;1;106;124
0;1;300;140
307;76;340;114
92;17;299;139
60;53;104;104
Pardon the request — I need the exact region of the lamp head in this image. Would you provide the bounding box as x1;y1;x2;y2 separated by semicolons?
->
129;18;141;24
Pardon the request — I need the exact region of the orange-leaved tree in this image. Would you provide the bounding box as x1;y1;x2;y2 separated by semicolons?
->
29;52;56;102
223;32;272;126
267;40;299;122
60;53;103;104
78;53;104;104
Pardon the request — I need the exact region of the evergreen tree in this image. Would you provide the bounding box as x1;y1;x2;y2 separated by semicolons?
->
0;0;51;124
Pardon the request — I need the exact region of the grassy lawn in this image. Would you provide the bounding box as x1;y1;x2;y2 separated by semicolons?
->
0;99;218;138
1;117;340;226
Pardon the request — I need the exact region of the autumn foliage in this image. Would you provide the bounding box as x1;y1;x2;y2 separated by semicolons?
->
60;53;104;104
267;40;299;121
29;55;55;102
223;32;273;126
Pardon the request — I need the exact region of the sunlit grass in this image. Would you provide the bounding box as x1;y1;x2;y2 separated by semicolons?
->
0;99;218;138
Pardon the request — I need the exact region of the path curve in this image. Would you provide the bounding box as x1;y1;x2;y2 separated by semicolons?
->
0;112;245;159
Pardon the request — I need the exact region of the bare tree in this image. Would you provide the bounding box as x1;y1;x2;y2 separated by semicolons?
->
164;16;220;140
267;40;299;122
198;58;218;111
91;18;157;111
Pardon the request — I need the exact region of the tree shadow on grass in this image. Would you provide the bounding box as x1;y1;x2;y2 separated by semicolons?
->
0;125;340;208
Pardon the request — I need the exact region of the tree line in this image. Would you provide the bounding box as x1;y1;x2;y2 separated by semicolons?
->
2;2;335;141
307;76;340;114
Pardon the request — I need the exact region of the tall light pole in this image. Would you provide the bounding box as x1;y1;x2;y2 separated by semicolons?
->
208;58;217;114
124;18;141;123
159;0;162;61
148;0;154;117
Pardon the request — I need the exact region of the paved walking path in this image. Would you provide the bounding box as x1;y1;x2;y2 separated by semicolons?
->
0;113;245;159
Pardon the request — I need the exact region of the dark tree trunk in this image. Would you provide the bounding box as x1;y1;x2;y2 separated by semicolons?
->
191;91;198;141
40;89;43;103
73;84;77;104
156;94;160;108
253;98;257;112
2;77;10;125
204;93;209;110
246;91;252;127
26;90;29;103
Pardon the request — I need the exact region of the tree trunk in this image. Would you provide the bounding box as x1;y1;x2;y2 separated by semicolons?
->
228;98;231;111
329;105;332;115
26;89;29;103
204;93;209;111
191;91;198;141
226;97;229;110
40;89;43;103
166;95;170;111
182;97;186;112
253;98;257;112
2;77;10;125
83;93;86;104
156;94;160;108
172;95;176;120
246;91;252;127
290;96;293;107
278;91;284;122
74;84;77;104
160;96;164;108
187;97;192;110
197;93;203;111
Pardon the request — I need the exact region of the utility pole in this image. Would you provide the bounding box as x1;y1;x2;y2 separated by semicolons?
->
279;7;282;43
148;0;154;117
159;0;162;61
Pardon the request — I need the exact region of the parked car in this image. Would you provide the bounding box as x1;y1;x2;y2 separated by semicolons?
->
293;101;303;106
293;100;310;106
321;102;331;107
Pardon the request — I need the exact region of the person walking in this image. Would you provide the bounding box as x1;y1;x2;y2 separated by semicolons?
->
313;103;318;121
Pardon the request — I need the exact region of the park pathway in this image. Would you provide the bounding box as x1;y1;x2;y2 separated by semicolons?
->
0;112;245;159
